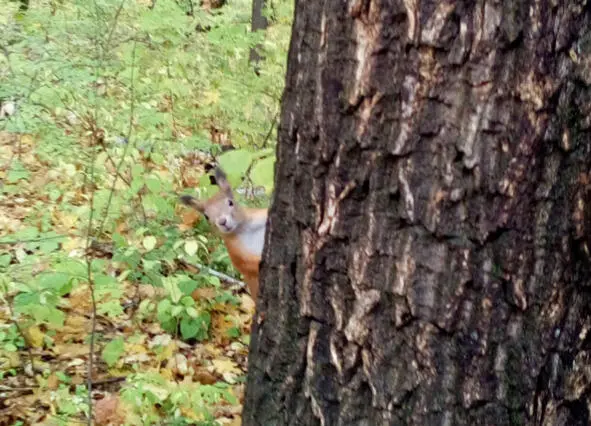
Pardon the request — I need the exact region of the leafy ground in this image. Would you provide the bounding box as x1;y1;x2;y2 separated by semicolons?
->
0;0;291;424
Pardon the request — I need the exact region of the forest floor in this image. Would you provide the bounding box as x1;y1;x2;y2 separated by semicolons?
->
0;130;256;425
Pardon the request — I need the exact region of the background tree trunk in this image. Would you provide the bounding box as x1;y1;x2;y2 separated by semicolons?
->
243;1;591;425
248;0;269;74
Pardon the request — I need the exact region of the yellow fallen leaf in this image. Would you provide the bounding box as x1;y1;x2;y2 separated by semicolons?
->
52;343;89;357
158;367;174;381
52;210;79;230
202;343;222;358
4;351;21;368
23;325;45;348
202;90;220;105
227;416;242;426
211;358;241;376
126;343;148;354
240;294;255;313
20;134;35;146
62;237;86;253
64;313;88;329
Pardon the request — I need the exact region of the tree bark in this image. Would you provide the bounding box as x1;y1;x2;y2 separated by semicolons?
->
244;1;591;425
249;0;269;74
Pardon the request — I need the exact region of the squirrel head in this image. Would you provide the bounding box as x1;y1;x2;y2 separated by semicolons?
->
180;168;244;234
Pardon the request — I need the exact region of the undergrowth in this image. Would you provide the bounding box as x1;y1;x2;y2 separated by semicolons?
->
0;0;292;423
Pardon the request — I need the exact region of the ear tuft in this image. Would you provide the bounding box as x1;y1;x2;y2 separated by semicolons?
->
179;195;204;211
214;167;228;182
214;167;232;194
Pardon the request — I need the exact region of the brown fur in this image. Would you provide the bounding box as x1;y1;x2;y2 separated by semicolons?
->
180;169;267;302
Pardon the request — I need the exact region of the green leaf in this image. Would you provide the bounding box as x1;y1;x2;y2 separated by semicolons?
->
179;279;198;296
146;176;161;193
55;259;87;279
180;317;199;340
185;306;199;318
217;149;253;186
32;307;65;327
142;236;157;251
163;277;183;303
38;239;61;254
226;327;240;338
98;300;124;317
7;160;30;183
184;239;199;256
102;337;125;367
0;254;11;268
157;298;172;324
38;272;72;296
171;305;184;317
251;156;276;193
94;274;117;287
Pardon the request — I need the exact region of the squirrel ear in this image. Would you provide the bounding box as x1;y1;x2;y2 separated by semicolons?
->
179;195;205;212
214;167;232;195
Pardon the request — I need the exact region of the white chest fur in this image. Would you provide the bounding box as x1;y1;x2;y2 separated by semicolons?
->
237;223;266;256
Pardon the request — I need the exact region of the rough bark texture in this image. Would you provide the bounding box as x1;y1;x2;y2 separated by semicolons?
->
243;1;591;425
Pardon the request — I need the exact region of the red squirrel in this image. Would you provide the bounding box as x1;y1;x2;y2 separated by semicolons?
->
180;168;267;302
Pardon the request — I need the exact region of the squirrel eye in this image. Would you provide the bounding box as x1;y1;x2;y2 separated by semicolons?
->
228;199;234;207
203;214;209;221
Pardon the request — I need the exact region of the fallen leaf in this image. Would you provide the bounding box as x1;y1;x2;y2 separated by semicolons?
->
62;237;86;252
95;394;125;426
53;343;89;357
46;373;60;390
168;353;190;376
239;294;255;313
192;287;217;301
193;367;218;385
23;325;45;348
211;358;241;376
71;375;84;385
182;210;199;227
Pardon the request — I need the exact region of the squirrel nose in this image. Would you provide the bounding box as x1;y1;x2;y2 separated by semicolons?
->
218;217;227;227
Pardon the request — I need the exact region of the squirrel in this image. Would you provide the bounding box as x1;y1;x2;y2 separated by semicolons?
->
180;168;267;302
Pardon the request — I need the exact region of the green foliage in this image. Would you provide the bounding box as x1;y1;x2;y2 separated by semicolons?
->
102;336;125;367
52;385;90;417
0;324;25;352
121;372;235;424
156;275;212;340
0;0;291;422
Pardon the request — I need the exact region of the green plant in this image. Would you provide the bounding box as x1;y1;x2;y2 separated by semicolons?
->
157;275;212;340
0;0;292;421
121;372;236;424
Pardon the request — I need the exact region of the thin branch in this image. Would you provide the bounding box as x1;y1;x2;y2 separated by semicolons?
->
178;259;245;288
95;40;137;237
104;1;125;54
0;385;37;392
258;110;279;149
87;376;126;387
85;0;108;422
0;235;65;245
4;298;37;373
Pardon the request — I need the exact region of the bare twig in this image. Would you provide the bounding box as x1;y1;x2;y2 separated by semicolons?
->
88;376;126;386
0;385;37;392
178;258;245;288
258;110;279;149
95;40;137;237
0;235;65;245
3;297;37;373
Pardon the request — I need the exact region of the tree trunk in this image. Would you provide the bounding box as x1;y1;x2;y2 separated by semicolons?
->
249;0;269;74
243;1;591;425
